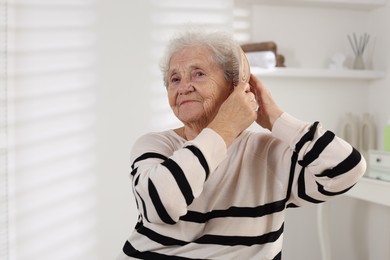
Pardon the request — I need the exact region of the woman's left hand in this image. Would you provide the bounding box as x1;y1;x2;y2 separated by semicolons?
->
249;74;283;131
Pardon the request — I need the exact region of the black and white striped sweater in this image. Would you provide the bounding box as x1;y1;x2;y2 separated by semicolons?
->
118;113;366;260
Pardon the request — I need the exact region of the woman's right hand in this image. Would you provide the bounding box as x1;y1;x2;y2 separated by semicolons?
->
208;81;258;146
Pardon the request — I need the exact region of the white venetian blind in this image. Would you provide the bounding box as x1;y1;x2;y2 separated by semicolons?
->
1;0;98;259
233;0;252;43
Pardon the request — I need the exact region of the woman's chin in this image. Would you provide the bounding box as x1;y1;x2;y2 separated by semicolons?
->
178;113;208;126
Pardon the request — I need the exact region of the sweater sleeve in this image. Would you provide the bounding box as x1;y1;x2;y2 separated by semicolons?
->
130;128;227;224
271;113;366;207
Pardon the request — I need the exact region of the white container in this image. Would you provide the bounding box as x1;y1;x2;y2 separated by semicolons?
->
367;150;390;181
385;117;390;152
339;113;359;149
359;113;377;160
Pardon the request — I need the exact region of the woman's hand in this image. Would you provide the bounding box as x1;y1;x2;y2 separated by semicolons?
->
208;81;257;146
249;74;283;131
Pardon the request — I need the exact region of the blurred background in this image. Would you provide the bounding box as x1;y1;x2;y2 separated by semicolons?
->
1;0;389;259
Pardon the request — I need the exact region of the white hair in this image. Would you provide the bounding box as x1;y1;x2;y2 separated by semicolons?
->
160;28;241;88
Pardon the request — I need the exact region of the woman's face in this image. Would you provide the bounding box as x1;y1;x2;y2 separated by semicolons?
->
167;46;231;127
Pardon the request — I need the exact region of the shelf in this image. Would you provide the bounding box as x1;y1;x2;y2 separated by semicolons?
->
246;0;386;10
251;67;385;80
345;176;390;206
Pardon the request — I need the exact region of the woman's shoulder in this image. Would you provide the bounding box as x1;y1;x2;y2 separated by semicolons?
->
135;129;182;144
235;129;283;154
240;129;274;143
131;129;184;157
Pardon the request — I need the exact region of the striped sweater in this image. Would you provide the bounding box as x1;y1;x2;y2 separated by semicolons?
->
118;113;366;260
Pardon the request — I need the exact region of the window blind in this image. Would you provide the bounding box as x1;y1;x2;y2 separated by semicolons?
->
233;0;252;43
1;0;98;259
1;1;251;259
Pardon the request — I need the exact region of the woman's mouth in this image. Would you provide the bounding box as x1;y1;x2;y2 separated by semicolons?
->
179;100;195;106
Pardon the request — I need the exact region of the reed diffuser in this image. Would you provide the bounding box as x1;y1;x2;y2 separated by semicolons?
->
348;33;370;70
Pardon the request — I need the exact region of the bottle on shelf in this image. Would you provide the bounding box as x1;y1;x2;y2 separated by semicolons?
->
385;117;390;152
339;113;360;149
360;113;376;159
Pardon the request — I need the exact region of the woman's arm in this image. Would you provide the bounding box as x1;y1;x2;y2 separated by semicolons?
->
271;113;366;207
130;128;227;224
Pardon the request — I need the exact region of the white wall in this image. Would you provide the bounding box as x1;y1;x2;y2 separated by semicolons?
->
368;4;390;149
94;1;390;259
251;3;390;260
95;1;155;259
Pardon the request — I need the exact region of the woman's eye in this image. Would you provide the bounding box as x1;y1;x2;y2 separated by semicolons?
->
170;77;180;83
194;71;205;77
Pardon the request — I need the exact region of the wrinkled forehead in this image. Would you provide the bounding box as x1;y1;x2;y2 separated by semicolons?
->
169;45;216;69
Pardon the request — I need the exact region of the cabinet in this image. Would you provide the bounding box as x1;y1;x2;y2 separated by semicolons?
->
346;176;390;207
318;176;390;260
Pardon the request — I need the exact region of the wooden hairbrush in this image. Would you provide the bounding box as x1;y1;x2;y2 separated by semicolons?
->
233;46;251;87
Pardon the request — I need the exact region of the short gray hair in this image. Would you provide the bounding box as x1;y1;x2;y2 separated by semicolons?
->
160;29;240;88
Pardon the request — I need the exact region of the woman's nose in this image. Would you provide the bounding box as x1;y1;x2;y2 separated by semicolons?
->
178;80;194;95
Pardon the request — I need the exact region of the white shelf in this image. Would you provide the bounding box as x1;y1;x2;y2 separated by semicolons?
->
246;0;386;10
251;67;385;80
345;176;390;206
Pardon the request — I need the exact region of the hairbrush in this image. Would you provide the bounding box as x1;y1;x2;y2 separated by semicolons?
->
232;46;251;87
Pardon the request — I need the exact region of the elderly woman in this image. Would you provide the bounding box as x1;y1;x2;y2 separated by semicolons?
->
118;30;366;260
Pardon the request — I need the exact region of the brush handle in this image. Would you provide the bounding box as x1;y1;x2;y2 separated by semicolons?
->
238;47;250;84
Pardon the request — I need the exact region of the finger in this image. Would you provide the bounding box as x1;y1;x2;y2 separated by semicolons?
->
251;97;258;110
244;83;251;93
249;75;262;94
252;98;259;112
248;74;257;90
247;91;256;102
235;80;251;93
250;74;271;103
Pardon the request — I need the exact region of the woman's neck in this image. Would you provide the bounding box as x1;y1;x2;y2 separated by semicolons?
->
175;124;203;141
